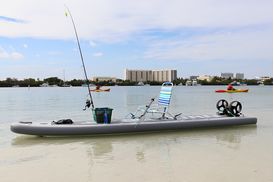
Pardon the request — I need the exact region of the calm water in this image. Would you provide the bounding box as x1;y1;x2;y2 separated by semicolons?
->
0;86;272;182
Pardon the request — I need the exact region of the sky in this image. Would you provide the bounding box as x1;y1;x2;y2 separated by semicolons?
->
0;0;273;80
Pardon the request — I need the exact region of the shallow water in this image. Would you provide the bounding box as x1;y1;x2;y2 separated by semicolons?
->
0;86;272;182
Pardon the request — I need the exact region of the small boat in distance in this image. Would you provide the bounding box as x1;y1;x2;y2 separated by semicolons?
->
137;81;144;86
90;88;110;92
40;83;49;87
90;85;110;92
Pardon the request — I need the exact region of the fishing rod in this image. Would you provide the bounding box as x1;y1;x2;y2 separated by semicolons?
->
65;5;94;109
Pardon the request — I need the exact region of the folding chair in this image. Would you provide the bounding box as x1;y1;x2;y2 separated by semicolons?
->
130;82;181;120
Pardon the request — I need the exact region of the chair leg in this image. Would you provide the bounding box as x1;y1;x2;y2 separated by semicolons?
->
174;113;182;120
161;108;167;119
130;113;136;119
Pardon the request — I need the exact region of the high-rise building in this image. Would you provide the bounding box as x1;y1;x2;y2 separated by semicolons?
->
124;69;153;82
190;76;199;80
221;73;234;79
124;69;177;82
235;73;244;79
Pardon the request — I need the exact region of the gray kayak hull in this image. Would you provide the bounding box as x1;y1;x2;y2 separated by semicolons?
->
10;115;257;136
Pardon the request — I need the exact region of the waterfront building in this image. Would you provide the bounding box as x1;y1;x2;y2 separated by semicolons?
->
190;76;199;80
124;69;177;82
124;69;153;82
260;76;271;81
185;80;192;86
221;73;234;79
91;76;117;82
192;80;198;86
256;76;271;85
235;73;244;79
185;79;200;86
197;75;213;82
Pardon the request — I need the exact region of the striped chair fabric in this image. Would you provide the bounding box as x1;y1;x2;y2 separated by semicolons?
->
158;83;173;106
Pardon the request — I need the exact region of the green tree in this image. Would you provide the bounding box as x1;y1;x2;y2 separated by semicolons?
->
21;78;37;87
263;78;273;85
44;77;63;86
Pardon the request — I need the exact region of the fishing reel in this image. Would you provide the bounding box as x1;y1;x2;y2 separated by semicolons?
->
83;99;91;110
216;99;242;117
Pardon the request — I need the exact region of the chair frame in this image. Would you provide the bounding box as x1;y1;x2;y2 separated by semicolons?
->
129;82;181;120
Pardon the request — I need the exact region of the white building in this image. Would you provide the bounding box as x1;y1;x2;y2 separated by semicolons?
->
260;76;271;81
124;69;177;82
197;75;213;82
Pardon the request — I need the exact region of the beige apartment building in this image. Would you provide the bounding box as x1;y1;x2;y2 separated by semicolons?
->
124;69;177;82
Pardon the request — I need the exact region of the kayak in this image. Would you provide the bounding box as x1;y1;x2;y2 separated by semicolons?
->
90;88;110;92
10;115;257;136
215;89;249;93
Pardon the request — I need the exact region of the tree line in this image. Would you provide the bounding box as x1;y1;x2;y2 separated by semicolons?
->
0;76;272;87
173;77;273;85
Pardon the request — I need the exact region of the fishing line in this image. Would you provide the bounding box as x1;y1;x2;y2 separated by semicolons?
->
65;5;94;109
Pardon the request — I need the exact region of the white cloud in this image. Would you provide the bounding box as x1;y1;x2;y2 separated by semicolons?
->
144;28;272;61
0;0;271;42
23;44;28;48
0;46;24;60
0;0;271;74
93;52;103;57
10;52;24;59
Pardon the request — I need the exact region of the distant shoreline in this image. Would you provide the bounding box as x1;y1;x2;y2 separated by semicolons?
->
0;85;273;88
0;76;272;87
